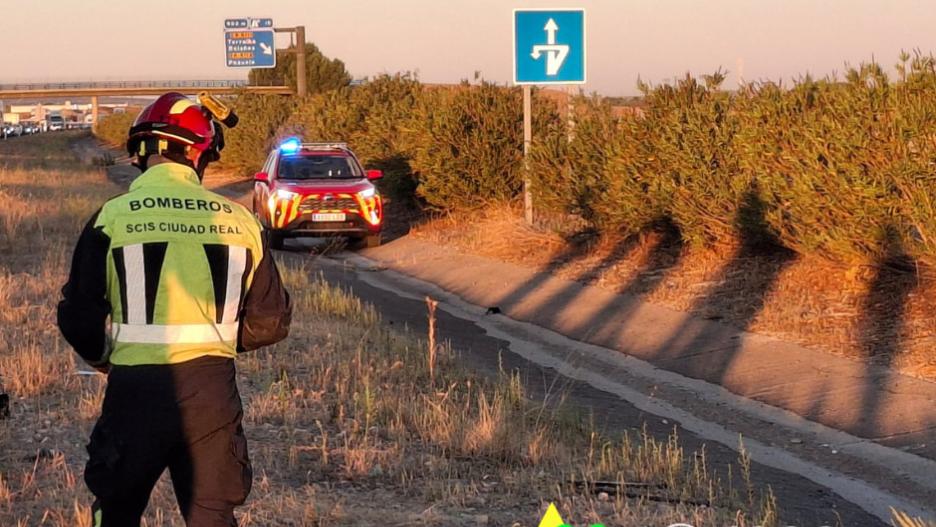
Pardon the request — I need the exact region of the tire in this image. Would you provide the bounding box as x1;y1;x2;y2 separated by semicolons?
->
353;234;381;249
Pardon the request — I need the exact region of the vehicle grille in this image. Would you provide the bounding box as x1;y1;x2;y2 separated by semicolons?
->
299;197;358;212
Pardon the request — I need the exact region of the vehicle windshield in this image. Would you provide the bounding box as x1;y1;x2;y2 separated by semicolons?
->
278;154;361;180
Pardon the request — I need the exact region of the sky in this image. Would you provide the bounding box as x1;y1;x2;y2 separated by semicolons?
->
2;0;936;96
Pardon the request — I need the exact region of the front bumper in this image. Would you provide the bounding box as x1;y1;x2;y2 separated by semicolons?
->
267;193;383;237
277;213;381;237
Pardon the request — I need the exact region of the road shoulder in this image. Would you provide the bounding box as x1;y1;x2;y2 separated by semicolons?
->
350;236;936;519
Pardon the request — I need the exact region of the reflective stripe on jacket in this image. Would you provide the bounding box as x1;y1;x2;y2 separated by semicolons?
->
58;162;292;366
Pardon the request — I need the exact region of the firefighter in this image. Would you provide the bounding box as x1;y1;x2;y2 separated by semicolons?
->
57;92;292;527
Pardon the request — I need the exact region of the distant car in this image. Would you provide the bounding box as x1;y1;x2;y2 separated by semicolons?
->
253;139;384;249
48;116;65;131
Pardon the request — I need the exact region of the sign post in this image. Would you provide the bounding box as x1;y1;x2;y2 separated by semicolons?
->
273;26;308;97
513;8;586;224
295;26;307;97
523;85;533;224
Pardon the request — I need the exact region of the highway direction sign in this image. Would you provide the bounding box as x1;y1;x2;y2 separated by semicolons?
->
224;18;276;68
513;9;586;85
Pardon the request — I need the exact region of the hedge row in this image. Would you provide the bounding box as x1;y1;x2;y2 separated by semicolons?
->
95;56;936;266
530;57;936;267
281;75;557;207
220;92;295;173
95;76;540;210
282;74;424;200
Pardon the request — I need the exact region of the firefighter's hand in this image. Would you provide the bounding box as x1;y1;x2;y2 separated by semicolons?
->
92;336;113;374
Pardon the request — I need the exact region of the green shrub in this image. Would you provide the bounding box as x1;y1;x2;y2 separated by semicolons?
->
221;93;296;175
593;109;670;236
738;66;908;262
408;82;529;209
529;95;666;236
94;112;135;148
526;103;572;216
889;53;936;267
88;56;936;268
249;42;351;94
288;78;537;208
642;72;752;247
283;88;358;141
286;74;423;200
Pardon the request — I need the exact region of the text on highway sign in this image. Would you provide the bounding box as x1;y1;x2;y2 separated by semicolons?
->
513;9;586;85
225;18;273;29
224;17;275;68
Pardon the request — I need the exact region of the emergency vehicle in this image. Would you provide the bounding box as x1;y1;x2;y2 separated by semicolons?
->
253;139;383;249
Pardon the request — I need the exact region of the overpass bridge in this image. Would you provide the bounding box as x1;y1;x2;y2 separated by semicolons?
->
0;80;292;129
0;80;292;99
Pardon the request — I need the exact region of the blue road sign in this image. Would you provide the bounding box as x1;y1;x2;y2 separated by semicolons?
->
225;28;276;68
513;9;586;85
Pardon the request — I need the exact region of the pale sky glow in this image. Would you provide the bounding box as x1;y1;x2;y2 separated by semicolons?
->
2;0;936;95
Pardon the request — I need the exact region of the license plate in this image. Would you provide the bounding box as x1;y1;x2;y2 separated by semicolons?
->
311;213;346;222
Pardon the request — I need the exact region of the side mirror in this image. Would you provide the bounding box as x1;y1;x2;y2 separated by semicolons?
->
366;169;383;181
254;172;269;183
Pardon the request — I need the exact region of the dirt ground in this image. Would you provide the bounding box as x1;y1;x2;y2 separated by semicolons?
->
410;207;936;383
0;133;784;526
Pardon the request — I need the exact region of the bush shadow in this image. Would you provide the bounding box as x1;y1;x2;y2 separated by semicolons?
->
650;188;796;384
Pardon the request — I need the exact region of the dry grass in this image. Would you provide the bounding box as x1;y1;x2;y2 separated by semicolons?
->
412;204;936;381
893;508;936;527
0;133;779;526
411;205;569;262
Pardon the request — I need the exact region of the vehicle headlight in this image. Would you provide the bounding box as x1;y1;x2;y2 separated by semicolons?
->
275;189;298;200
356;188;381;225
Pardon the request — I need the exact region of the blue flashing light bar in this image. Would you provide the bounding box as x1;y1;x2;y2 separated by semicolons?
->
279;138;301;154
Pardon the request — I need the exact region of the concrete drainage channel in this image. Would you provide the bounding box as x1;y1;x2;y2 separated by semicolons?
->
318;252;936;525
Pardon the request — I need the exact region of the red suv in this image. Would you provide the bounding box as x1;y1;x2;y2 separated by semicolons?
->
253;140;384;249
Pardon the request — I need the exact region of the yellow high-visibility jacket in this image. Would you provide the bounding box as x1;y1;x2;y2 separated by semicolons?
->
57;162;291;366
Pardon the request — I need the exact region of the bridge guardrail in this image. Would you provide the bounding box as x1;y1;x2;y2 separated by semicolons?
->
0;80;253;91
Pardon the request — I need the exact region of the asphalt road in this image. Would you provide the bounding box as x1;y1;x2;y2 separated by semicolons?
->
283;247;887;527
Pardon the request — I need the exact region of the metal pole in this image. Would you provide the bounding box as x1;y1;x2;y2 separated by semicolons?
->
295;26;307;97
523;84;533;225
91;95;99;134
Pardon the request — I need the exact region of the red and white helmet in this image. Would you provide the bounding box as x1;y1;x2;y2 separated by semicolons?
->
126;92;221;163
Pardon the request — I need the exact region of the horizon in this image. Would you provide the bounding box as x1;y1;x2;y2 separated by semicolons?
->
2;1;935;96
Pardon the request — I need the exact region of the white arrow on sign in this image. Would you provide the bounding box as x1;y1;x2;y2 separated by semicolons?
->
259;42;273;55
530;18;570;76
544;18;558;44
